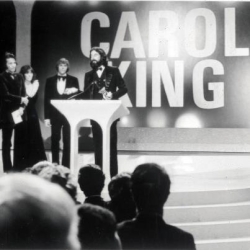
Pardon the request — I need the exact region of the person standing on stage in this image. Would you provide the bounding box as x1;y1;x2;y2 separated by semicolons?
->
83;47;128;177
44;58;79;168
0;52;29;172
14;65;47;171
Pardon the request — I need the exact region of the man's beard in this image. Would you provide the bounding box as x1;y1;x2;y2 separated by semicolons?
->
90;59;102;70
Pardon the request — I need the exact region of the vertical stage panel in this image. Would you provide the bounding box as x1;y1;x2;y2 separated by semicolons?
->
0;1;16;155
0;1;16;72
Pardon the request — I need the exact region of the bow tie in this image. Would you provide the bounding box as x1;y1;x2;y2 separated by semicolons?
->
96;67;103;71
58;76;67;81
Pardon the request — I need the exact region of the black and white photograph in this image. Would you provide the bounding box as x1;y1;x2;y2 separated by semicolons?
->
0;0;250;249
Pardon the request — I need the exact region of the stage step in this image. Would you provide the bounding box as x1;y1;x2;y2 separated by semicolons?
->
196;237;250;250
163;202;250;224
163;199;250;250
175;219;250;240
167;187;250;206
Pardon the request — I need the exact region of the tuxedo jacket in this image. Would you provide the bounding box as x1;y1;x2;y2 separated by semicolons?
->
44;74;79;121
84;66;128;100
0;71;26;128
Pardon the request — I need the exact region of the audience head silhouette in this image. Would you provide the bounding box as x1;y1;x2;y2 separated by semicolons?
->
31;160;54;175
38;164;78;203
108;172;136;222
118;163;196;250
131;163;171;214
108;172;132;199
0;174;80;249
78;204;121;250
78;164;105;197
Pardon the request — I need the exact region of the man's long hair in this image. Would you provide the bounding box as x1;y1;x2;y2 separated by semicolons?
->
90;47;108;67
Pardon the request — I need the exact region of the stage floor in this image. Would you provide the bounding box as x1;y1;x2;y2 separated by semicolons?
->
44;151;250;192
81;152;250;192
1;151;250;193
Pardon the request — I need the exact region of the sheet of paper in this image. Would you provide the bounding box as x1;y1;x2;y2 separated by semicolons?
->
11;110;22;124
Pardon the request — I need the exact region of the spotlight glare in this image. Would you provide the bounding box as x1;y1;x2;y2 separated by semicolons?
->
147;109;168;127
120;116;129;126
88;0;99;5
175;113;203;128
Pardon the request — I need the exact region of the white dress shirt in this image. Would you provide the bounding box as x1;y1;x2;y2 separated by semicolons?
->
57;76;66;95
96;65;105;78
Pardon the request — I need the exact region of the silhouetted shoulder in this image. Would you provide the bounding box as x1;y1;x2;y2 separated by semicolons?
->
164;223;196;246
118;217;196;250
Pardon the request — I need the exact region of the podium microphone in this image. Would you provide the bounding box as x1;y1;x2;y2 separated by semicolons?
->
67;91;84;100
67;81;97;100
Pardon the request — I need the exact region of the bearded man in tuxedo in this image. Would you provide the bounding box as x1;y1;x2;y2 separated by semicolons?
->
44;58;79;168
83;47;128;177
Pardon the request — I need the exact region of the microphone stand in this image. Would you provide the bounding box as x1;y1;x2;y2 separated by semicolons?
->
67;81;96;100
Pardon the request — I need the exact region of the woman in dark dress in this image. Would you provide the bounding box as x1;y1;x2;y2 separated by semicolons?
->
14;65;46;170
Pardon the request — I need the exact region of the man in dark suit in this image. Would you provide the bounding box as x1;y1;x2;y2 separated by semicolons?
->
0;52;28;172
84;47;128;177
118;163;196;250
44;58;79;168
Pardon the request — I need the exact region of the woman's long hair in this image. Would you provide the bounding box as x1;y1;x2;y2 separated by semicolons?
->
19;65;37;83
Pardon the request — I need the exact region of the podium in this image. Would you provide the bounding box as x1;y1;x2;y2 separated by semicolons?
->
51;100;130;179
